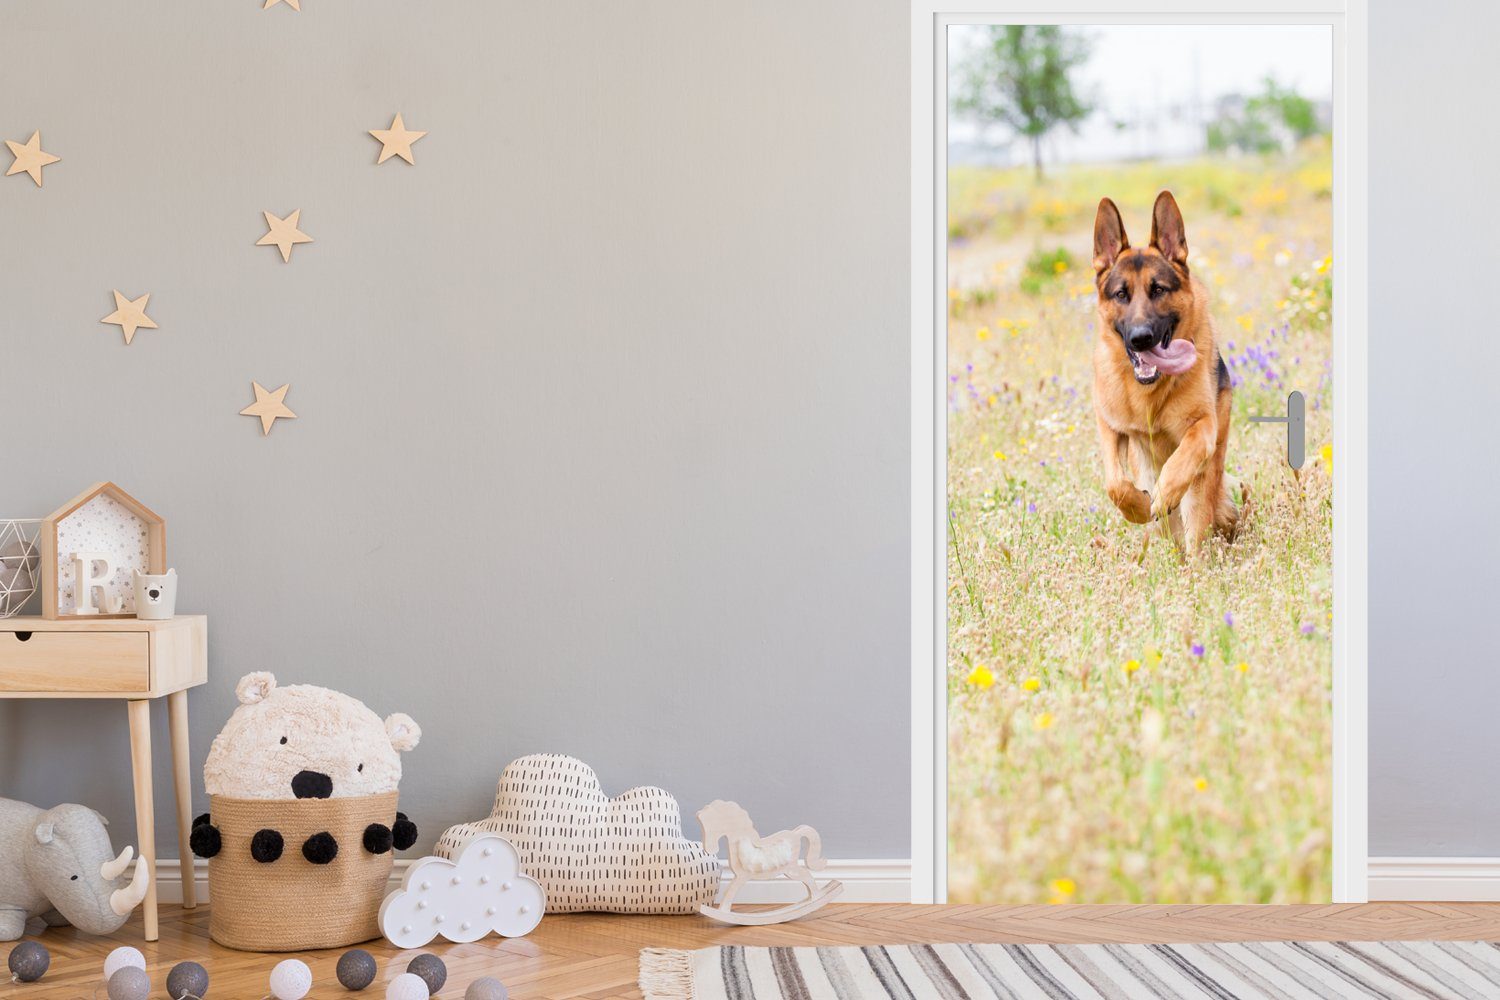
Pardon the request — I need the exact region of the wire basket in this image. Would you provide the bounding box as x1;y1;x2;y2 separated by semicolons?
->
0;519;43;618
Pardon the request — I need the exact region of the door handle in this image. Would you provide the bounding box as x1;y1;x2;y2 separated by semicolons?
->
1249;390;1305;469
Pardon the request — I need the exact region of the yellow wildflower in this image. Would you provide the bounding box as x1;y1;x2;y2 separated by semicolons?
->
1033;712;1055;731
986;394;998;406
1022;676;1040;692
1194;777;1209;793
1048;877;1076;903
1321;443;1333;474
1235;661;1249;673
966;665;995;690
1145;646;1163;667
1123;659;1141;675
1315;255;1333;274
976;326;992;342
997;318;1015;329
1052;259;1068;274
993;450;1007;461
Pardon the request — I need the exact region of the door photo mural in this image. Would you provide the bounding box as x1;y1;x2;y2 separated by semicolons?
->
945;23;1334;903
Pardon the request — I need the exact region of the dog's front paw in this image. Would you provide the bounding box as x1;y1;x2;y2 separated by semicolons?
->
1149;490;1184;523
1108;481;1152;524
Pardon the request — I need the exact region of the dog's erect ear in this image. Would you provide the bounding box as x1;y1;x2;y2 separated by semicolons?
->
1149;190;1188;267
1093;198;1129;274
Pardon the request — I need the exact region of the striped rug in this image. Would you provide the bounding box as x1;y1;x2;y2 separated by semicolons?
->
639;941;1500;998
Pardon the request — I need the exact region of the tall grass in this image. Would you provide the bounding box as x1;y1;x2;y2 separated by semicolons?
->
946;142;1333;904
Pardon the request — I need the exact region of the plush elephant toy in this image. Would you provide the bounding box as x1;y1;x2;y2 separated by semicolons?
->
0;798;150;941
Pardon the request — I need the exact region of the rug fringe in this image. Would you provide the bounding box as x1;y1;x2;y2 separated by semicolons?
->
639;948;696;1000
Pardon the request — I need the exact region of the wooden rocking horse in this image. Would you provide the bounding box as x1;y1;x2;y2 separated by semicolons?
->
696;800;843;925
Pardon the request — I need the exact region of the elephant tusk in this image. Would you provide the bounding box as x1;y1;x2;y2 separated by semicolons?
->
109;857;149;917
100;844;135;881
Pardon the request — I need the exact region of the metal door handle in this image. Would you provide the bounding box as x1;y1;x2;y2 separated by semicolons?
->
1249;390;1305;469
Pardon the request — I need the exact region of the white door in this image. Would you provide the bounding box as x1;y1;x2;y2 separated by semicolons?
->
910;3;1368;905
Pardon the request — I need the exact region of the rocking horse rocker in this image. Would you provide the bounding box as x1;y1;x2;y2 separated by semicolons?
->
696;800;843;925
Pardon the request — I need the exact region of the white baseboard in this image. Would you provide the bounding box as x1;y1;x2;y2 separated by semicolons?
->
1367;857;1500;901
152;857;916;906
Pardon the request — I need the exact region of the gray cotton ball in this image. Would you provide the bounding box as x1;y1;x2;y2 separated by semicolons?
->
108;966;153;1000
407;953;447;995
465;977;509;1000
167;960;209;999
337;949;378;991
7;941;49;983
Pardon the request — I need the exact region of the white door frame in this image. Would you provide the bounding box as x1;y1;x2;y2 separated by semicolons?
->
910;0;1368;904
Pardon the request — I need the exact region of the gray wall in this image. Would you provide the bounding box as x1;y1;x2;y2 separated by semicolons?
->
0;0;1487;866
1366;0;1500;856
0;0;911;860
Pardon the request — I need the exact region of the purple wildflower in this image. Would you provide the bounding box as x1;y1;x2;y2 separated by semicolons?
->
1300;622;1315;636
1191;642;1205;658
1223;612;1235;627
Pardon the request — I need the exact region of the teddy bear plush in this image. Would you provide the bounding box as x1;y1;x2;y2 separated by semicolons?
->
190;672;421;864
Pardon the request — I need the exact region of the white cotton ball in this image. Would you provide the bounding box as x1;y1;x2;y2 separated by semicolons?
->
103;946;146;981
269;958;313;1000
387;972;431;1000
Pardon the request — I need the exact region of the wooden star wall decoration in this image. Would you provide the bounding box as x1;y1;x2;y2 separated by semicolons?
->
240;382;298;435
101;290;158;345
257;209;314;262
369;113;427;165
5;131;60;187
263;0;301;10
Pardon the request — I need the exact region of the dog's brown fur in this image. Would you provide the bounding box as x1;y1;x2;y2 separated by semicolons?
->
1092;191;1241;551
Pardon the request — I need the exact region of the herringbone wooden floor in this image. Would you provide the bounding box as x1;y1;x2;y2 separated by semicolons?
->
6;902;1500;998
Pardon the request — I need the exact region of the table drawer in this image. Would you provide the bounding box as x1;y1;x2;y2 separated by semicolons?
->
0;630;151;692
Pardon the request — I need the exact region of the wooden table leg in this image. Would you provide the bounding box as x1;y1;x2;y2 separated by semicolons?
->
167;689;197;910
126;699;159;941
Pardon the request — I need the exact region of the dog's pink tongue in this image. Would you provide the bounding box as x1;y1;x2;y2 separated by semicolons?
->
1145;339;1196;375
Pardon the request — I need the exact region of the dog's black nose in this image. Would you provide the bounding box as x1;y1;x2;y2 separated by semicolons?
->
291;770;333;799
1127;328;1155;352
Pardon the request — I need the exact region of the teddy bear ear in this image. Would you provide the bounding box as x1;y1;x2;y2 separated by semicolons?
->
385;713;421;752
235;671;277;705
34;821;55;845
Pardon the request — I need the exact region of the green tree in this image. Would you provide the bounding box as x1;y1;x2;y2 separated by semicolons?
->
1206;77;1324;155
952;26;1093;180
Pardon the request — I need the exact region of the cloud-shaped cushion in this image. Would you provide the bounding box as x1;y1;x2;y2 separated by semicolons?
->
436;754;719;914
379;835;544;949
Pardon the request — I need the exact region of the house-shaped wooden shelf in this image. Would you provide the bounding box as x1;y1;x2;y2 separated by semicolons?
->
40;482;166;620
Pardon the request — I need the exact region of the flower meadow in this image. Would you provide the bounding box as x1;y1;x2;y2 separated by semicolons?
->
946;142;1334;904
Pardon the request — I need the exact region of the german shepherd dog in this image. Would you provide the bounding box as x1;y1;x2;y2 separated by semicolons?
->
1092;191;1242;552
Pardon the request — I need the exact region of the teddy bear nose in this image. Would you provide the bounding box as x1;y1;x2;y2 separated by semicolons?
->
291;770;333;799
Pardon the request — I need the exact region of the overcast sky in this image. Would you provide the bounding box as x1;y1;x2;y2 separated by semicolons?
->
1075;25;1332;113
948;24;1333;164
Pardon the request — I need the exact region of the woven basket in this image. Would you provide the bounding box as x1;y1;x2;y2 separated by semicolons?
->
207;791;399;951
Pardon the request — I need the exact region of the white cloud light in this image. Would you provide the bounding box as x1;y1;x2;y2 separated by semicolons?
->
379;835;545;948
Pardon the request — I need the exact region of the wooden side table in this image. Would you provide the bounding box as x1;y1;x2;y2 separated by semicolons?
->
0;614;208;942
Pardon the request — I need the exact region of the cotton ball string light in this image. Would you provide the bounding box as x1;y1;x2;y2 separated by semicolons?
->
268;958;313;1000
466;976;509;1000
104;946;146;981
107;966;153;1000
406;953;447;994
167;960;210;999
7;941;50;983
386;972;431;1000
337;949;379;991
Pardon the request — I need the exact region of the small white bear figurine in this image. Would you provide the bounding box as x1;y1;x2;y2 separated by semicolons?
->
132;568;177;620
